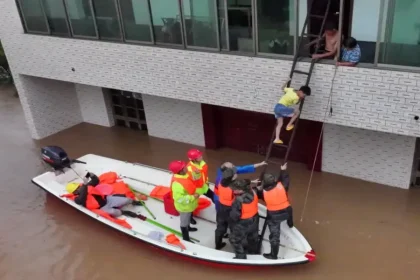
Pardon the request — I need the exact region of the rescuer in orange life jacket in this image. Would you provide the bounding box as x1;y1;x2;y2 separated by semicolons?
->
214;167;259;250
257;163;294;260
67;172;142;218
229;178;260;259
186;148;214;225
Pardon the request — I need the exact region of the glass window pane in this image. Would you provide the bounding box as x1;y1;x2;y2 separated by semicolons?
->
119;0;152;42
226;0;253;52
216;0;227;49
182;0;218;48
379;0;420;67
257;0;294;55
92;0;122;40
42;0;70;36
150;0;183;45
65;0;97;37
346;0;379;63
19;0;49;33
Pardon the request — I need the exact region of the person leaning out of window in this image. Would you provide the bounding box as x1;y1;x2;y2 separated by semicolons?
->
336;37;361;67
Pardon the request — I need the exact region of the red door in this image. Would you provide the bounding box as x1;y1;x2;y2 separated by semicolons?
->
202;104;322;171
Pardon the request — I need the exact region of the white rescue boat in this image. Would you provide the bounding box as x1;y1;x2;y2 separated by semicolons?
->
32;154;316;267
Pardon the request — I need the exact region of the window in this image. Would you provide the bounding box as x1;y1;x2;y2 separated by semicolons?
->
257;0;294;55
226;0;253;52
119;0;153;42
150;0;183;45
41;0;70;36
17;0;49;33
182;0;219;48
64;0;97;37
217;0;228;49
347;0;380;63
91;0;122;40
379;0;420;67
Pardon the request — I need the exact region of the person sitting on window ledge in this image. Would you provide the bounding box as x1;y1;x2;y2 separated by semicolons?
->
310;21;340;60
337;37;361;67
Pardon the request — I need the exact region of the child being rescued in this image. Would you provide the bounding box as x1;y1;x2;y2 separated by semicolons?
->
65;172;142;218
273;78;311;144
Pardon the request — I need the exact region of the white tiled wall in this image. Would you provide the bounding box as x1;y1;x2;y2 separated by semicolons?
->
2;1;420;139
76;84;114;127
15;75;82;139
142;94;205;147
322;123;416;189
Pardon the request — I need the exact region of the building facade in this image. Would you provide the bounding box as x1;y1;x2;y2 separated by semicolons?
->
1;0;419;189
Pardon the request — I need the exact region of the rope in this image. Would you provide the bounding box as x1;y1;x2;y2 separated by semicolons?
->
299;65;338;223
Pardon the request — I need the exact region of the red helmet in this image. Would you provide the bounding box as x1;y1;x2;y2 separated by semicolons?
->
169;160;186;174
187;149;203;160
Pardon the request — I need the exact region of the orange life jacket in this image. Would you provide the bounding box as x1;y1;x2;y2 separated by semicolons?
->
85;186;106;209
99;171;136;200
218;183;234;207
171;175;196;195
240;192;259;219
186;161;207;188
263;182;290;211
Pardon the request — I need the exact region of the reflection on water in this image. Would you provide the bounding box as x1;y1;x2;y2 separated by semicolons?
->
0;85;420;280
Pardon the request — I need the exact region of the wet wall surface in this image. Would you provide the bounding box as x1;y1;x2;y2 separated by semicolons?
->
0;86;419;280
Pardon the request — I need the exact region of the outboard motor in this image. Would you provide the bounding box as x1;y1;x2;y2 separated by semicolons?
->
41;146;85;172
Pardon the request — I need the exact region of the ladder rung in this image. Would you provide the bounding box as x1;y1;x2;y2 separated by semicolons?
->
309;14;325;19
304;33;319;38
273;143;288;149
267;159;283;165
293;70;310;75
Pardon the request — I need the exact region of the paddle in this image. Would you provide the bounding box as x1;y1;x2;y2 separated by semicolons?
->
127;185;157;220
122;176;218;225
133;213;200;243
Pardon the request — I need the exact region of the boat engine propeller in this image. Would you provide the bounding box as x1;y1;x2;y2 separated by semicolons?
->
41;146;86;174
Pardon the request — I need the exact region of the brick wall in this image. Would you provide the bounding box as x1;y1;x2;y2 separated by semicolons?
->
15;75;82;139
322;124;416;189
76;85;114;127
142;94;205;147
1;0;420;138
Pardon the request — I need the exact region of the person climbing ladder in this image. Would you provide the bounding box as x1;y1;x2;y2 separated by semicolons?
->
273;78;311;144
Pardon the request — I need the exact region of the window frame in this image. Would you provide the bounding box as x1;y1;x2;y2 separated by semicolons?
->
148;0;186;48
254;0;297;59
180;0;221;51
91;0;124;41
41;0;72;37
219;0;256;54
116;0;155;44
17;0;51;35
63;0;99;39
218;0;230;51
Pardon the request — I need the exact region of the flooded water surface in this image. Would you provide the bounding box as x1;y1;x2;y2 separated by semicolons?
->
1;86;420;280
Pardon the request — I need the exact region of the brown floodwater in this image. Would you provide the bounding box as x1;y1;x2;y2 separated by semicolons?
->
0;85;419;280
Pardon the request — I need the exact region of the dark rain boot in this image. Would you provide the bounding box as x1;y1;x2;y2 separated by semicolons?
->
190;216;197;225
132;200;144;206
233;254;247;259
263;245;279;260
121;210;138;218
181;227;195;243
188;226;198;232
215;234;226;250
